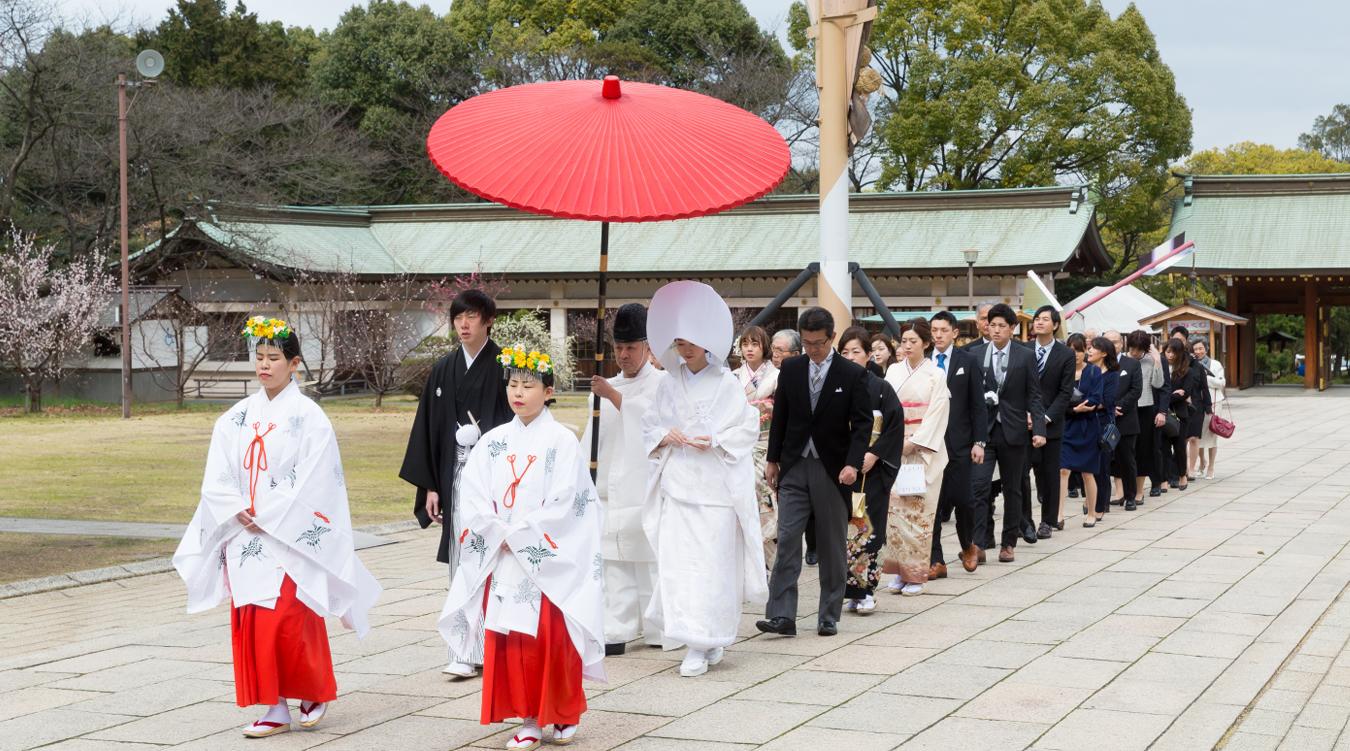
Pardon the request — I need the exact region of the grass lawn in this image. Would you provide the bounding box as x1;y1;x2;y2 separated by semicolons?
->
0;393;591;527
0;533;179;584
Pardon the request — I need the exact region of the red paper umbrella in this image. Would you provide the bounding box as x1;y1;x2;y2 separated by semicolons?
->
427;76;790;222
427;76;790;479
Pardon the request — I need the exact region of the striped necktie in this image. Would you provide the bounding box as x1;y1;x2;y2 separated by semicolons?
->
1037;345;1048;374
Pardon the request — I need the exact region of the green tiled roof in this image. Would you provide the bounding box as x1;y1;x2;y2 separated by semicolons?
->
145;187;1109;277
1168;173;1350;274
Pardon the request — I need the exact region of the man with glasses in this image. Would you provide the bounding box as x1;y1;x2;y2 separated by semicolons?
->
758;308;872;638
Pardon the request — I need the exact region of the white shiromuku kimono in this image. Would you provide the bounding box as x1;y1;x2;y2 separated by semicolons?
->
580;362;668;644
438;409;607;682
174;381;382;635
641;362;767;651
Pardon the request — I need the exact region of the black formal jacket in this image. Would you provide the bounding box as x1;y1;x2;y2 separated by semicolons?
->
766;353;872;499
1115;355;1144;435
936;347;987;453
1156;353;1173;414
1031;339;1075;440
1170;361;1208;418
400;340;512;563
967;341;1047;445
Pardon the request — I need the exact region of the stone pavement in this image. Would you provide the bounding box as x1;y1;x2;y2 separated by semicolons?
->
2;391;1349;751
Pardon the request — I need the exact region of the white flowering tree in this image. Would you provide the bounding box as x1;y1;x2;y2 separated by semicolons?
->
0;230;115;412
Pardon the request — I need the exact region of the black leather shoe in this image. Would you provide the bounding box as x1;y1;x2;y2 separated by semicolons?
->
1124;499;1138;511
1149;487;1162;497
804;550;818;566
1037;522;1052;540
605;642;626;656
1068;489;1080;499
818;621;838;637
755;617;797;636
1168;480;1180;489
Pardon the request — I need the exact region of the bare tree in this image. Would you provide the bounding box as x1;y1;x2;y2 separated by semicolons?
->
128;282;244;407
0;227;115;411
337;274;440;408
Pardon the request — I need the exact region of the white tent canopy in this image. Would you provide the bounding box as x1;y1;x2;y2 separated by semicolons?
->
1063;285;1168;335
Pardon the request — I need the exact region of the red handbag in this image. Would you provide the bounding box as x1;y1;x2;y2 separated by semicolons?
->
1209;401;1235;439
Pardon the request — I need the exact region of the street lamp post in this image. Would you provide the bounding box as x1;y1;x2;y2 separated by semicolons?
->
117;50;163;420
963;248;980;310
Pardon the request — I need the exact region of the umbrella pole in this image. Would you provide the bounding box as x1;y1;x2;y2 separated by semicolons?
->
589;221;610;482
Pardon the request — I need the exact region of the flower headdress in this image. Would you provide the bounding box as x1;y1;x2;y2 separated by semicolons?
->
498;345;553;376
241;315;292;341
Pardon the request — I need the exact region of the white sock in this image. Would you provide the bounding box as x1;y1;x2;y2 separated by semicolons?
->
259;699;290;725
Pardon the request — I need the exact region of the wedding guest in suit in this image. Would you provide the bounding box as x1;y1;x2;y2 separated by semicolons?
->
1165;338;1206;491
1025;306;1074;539
1127;330;1164;507
967;304;1046;563
759;308;872;637
928;311;987;574
1108;331;1143;511
1086;337;1122;525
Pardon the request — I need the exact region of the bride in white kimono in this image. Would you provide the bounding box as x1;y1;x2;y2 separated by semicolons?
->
641;281;766;678
438;347;605;750
174;318;381;738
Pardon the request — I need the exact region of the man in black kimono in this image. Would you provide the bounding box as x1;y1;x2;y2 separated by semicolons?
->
399;289;512;676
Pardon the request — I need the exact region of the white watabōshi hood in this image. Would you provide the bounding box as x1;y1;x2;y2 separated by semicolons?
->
647;280;734;373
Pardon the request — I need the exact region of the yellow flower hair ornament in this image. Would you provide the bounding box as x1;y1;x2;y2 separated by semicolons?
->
240;315;293;341
498;345;553;375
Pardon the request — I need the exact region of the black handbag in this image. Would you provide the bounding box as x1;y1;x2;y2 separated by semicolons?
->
1100;423;1121;452
1162;412;1181;438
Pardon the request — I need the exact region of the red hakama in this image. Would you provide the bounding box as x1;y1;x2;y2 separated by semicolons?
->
231;575;337;707
481;595;586;726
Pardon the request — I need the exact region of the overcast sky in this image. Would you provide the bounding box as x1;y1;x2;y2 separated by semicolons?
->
64;0;1349;155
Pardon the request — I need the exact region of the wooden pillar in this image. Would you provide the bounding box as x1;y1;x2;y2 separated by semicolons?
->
1304;279;1318;390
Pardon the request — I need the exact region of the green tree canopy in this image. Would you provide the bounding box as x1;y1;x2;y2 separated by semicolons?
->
449;0;789;112
1299;104;1350;163
790;0;1192;273
136;0;316;94
1185;141;1350;175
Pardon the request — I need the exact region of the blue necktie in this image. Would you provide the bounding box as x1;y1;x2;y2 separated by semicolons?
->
936;353;947;371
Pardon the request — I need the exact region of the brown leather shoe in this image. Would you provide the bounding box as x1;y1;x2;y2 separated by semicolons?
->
961;545;980;572
977;549;987;564
929;562;948;580
999;546;1015;563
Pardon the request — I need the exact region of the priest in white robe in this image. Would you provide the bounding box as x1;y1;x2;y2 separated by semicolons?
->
641;281;767;678
580;303;667;655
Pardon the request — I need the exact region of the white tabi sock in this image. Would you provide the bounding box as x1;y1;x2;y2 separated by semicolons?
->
259;699;291;725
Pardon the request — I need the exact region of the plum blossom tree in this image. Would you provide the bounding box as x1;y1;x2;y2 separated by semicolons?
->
0;229;115;412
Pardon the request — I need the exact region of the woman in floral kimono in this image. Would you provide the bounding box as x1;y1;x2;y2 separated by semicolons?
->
881;318;951;596
174;317;382;738
438;346;605;750
732;325;779;569
835;327;904;614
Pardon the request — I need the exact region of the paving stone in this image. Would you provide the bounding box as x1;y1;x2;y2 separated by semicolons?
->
733;667;882;706
758;725;906;751
928;639;1050;670
803;645;935;674
875;662;1011;700
957;681;1090;723
809;692;959;735
589;673;748;716
1035;708;1173;751
0;707;132;751
897;716;1050;751
647;699;827;744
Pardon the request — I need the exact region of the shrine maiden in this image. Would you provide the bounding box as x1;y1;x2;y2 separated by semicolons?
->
579;303;667;654
641;281;766;678
438;347;605;750
174;317;381;738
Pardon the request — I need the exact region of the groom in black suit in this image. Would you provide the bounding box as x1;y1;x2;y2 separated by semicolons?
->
759;307;872;637
967;304;1047;563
